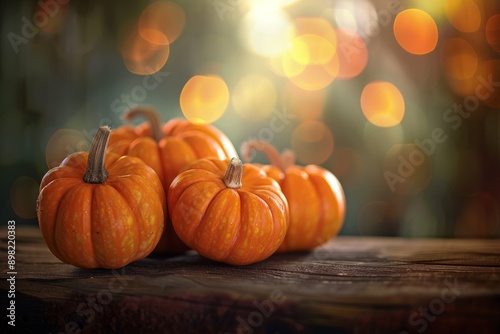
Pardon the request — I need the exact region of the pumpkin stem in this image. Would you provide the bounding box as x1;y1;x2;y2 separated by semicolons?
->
123;107;163;142
83;126;111;184
240;140;295;172
223;158;243;189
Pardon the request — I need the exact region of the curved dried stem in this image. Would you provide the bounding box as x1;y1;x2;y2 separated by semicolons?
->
123;107;163;142
83;126;110;184
240;140;295;172
223;158;243;189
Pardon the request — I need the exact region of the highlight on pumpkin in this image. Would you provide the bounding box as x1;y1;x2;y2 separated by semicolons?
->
360;81;405;128
180;75;230;124
393;9;438;55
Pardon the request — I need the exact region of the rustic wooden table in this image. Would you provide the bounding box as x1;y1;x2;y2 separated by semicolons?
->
1;226;499;334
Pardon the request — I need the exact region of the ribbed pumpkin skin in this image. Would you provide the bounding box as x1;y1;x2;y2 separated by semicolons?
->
37;152;165;269
108;119;237;190
167;158;289;266
107;118;237;254
261;164;345;252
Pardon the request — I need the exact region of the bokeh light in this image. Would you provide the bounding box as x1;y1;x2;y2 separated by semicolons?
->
333;0;377;39
285;83;325;121
335;28;368;79
180;75;230;124
446;74;479;97
293;17;337;41
291;120;334;165
138;1;185;45
486;14;500;54
11;176;39;219
232;74;277;122
245;0;300;9
279;17;340;90
383;144;432;195
45;129;88;168
360;81;405;127
287;58;339;91
440;38;478;80
121;24;170;75
240;6;294;57
121;1;185;75
446;0;481;33
394;9;438;55
335;9;357;32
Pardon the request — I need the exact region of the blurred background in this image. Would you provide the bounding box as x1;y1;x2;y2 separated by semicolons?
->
1;0;499;238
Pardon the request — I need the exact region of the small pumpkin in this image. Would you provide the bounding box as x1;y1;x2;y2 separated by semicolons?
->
168;157;289;265
241;140;345;252
107;107;237;254
37;126;165;269
108;106;237;189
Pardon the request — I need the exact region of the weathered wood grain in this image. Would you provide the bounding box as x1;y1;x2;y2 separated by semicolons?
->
1;226;499;333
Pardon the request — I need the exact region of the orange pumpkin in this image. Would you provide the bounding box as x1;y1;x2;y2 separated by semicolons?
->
168;157;289;265
241;140;345;252
107;107;237;254
37;126;165;269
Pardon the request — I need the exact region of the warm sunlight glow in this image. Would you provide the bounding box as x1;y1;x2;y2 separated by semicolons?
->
335;28;368;79
232;74;277;121
361;81;405;127
394;9;438;55
440;38;478;79
180;75;230;124
446;0;481;33
138;1;186;45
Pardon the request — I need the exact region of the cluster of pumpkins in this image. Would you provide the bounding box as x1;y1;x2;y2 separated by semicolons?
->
36;107;345;268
